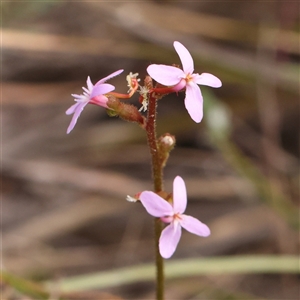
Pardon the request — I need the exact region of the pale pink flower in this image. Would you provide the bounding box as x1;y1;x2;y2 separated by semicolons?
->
139;176;210;259
66;69;123;134
147;41;222;123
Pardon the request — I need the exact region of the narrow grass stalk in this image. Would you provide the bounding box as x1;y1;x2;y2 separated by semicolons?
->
58;255;300;292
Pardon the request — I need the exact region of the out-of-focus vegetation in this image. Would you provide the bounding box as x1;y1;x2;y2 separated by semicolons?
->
2;1;299;299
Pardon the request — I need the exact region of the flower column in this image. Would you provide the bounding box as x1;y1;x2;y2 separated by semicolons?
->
65;41;222;300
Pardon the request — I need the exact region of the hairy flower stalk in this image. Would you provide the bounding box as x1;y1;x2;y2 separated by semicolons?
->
145;90;165;300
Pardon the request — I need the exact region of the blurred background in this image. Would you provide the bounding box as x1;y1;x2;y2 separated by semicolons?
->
2;1;299;299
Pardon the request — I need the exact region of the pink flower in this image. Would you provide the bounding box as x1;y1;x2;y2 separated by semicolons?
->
139;176;210;259
66;69;123;134
147;41;222;123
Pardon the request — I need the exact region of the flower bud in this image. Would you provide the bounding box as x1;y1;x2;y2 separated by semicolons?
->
158;133;176;152
157;133;176;168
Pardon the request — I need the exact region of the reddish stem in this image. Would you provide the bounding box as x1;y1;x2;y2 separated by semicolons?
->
146;91;164;300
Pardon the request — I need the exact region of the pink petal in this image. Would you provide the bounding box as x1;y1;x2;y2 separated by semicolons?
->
86;76;94;91
71;93;84;99
180;215;210;237
139;191;173;217
173;176;187;214
96;69;124;85
173;41;194;74
159;222;182;259
184;83;203;123
90;83;115;99
66;102;88;134
194;73;222;88
147;64;184;86
66;103;79;115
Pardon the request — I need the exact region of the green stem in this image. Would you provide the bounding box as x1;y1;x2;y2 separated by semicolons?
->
2;270;61;300
146;92;164;300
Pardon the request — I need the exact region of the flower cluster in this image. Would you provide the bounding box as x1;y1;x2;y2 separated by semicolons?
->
139;176;210;258
66;41;221;133
65;41;219;259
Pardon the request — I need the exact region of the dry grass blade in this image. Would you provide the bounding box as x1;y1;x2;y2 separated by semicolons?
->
3;159;145;197
92;2;299;91
2;195;129;251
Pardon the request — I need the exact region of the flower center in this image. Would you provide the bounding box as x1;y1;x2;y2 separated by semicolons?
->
160;213;182;224
174;213;182;221
185;73;194;83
